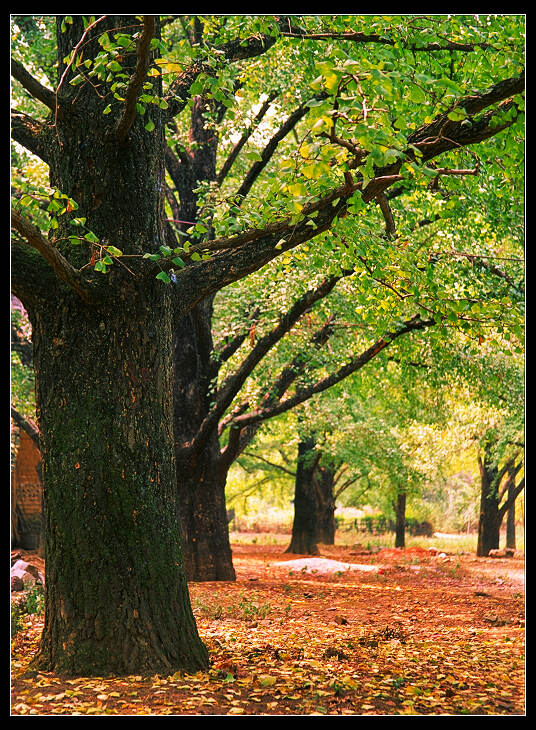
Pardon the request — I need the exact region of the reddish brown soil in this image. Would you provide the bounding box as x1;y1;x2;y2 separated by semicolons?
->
11;543;525;716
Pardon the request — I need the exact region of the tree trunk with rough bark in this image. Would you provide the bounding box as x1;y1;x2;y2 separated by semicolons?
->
286;438;320;555
17;16;209;676
315;461;337;545
173;300;235;581
476;455;501;557
505;466;517;550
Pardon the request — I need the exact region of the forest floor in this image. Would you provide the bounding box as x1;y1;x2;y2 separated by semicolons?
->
11;539;525;716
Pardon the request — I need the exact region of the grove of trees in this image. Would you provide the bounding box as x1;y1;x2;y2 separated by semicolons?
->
11;15;524;678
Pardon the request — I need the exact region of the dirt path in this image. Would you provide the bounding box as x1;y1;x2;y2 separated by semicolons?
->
11;544;525;716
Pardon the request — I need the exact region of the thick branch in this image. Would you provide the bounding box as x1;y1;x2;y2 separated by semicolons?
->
219;317;336;468
11;57;56;111
11;209;96;305
279;21;491;53
163;72;524;309
116;16;156;143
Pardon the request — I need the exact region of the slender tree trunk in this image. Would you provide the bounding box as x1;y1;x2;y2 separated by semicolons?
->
286;438;320;555
173;300;235;581
506;466;517;550
394;491;406;549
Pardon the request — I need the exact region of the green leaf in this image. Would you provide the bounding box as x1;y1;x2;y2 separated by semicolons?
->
172;256;185;267
106;245;123;257
156;271;171;283
84;231;100;244
145;119;155;132
447;107;467;122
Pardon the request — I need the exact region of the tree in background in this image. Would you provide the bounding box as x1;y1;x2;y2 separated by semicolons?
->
11;15;524;673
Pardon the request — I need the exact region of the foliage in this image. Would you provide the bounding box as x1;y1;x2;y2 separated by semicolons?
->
11;305;35;417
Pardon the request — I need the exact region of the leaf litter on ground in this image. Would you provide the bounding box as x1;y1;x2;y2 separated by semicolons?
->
11;543;524;715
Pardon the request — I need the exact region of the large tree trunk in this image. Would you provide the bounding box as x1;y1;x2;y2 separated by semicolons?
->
286;438;320;555
31;287;208;675
23;16;208;676
173;300;235;581
476;455;501;557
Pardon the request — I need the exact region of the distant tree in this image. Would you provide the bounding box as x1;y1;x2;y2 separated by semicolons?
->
477;440;524;556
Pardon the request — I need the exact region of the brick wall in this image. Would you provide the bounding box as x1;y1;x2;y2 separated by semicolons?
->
11;429;42;550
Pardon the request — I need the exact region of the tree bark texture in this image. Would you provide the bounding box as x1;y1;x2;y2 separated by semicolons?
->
314;461;337;545
286;438;321;555
30;290;208;675
173;300;236;581
476;456;501;557
505;465;517;550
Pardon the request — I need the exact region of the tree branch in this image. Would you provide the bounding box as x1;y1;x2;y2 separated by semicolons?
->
116;16;156;143
239;450;296;478
217;91;278;185
11;57;56;111
162;72;525;309
234;94;327;202
11;209;96;305
209;306;261;378
278;21;492;53
229;315;435;429
163;29;279;119
218;317;337;466
190;276;347;457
